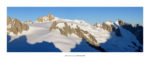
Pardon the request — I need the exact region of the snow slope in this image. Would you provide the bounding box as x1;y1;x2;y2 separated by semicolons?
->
100;23;142;52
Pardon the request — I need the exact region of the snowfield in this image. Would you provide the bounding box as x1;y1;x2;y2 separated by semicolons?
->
8;17;142;52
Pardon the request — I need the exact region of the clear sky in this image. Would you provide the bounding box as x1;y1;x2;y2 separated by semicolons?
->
7;7;143;25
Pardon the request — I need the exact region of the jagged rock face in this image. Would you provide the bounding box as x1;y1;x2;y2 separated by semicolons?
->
7;16;12;25
7;16;29;35
47;14;55;21
37;13;55;22
101;22;113;32
117;20;143;45
22;23;29;31
8;25;18;35
13;18;23;33
101;22;122;36
49;21;100;47
59;22;75;36
49;21;58;32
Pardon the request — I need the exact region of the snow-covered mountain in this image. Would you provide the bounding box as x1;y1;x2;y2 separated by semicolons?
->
7;13;143;52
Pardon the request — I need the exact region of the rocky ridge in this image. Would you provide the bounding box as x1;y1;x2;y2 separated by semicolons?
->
7;16;29;35
36;13;55;22
94;21;122;36
49;21;100;47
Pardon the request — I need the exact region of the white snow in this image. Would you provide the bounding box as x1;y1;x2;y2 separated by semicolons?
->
115;20;119;25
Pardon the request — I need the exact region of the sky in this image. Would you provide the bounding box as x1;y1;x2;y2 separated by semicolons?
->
7;7;143;25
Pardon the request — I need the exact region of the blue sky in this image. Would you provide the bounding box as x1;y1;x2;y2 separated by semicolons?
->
7;7;143;25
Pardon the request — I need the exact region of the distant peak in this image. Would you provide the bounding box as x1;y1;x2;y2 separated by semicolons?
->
47;13;53;16
36;13;55;23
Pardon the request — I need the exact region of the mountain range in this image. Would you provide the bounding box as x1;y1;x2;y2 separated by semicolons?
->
7;13;143;52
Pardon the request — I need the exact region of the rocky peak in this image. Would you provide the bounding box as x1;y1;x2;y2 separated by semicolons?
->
101;21;117;32
101;21;121;36
117;19;131;26
101;22;113;32
47;13;55;21
37;13;55;22
7;16;29;35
